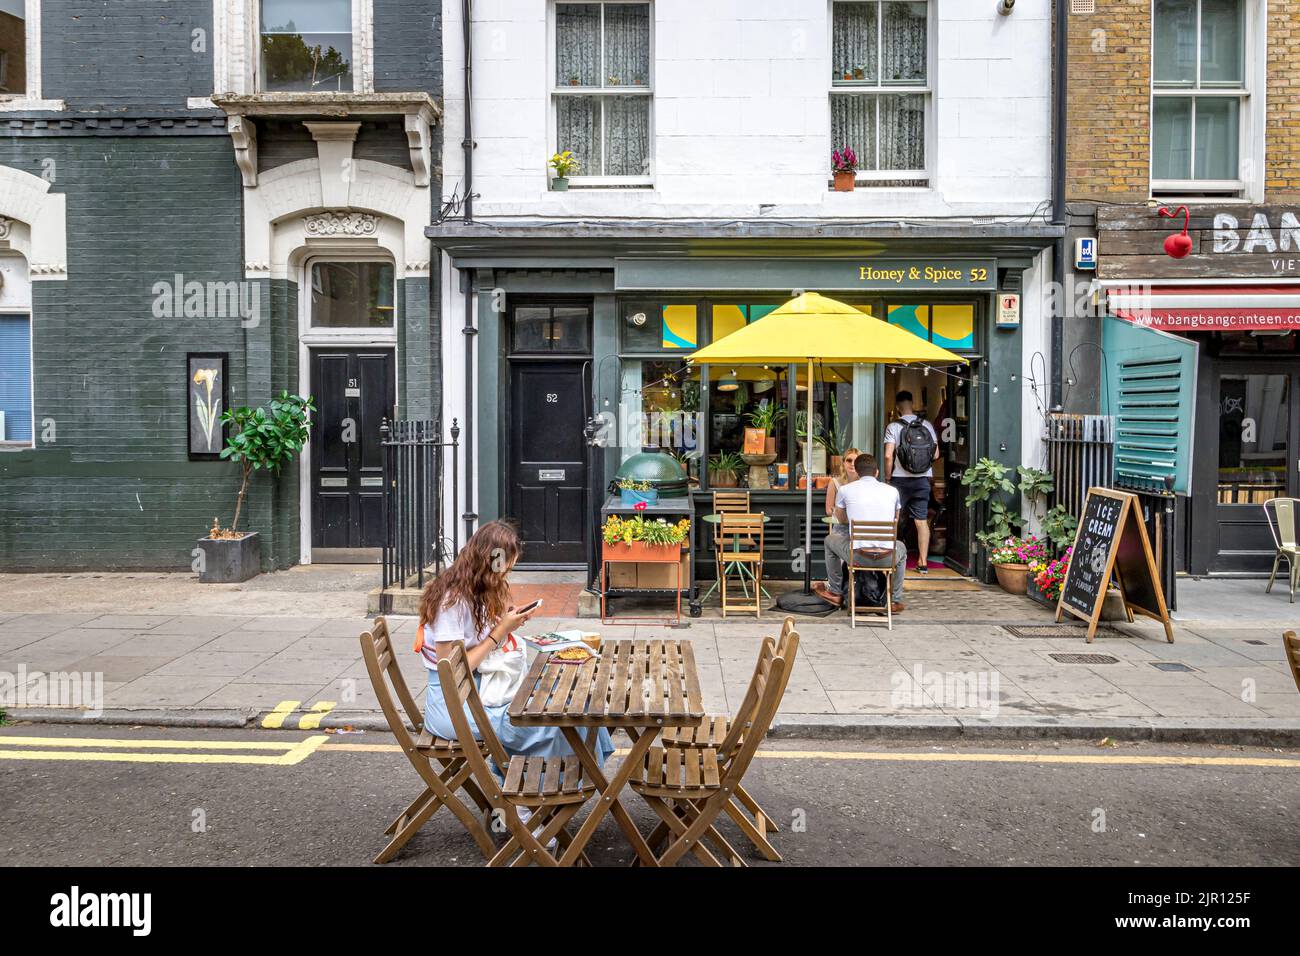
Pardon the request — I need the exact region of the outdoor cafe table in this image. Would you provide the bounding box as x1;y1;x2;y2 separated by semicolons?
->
507;638;705;866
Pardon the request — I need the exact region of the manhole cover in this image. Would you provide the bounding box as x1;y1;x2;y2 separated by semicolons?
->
1243;640;1268;646
1048;653;1120;664
1150;662;1195;672
1004;624;1120;639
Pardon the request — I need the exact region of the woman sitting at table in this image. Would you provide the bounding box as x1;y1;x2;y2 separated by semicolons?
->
825;448;862;528
414;519;614;769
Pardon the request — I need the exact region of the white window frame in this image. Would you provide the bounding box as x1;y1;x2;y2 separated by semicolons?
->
1149;0;1262;200
828;0;932;185
0;1;65;111
548;0;654;187
204;0;374;101
301;253;399;345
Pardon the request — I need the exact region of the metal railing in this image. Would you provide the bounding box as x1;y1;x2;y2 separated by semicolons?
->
1045;413;1115;517
381;418;459;593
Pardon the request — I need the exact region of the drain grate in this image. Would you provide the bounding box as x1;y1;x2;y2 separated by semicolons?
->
1048;652;1120;664
1004;624;1120;640
1150;662;1195;672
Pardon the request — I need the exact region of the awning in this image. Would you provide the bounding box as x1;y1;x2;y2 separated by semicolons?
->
1108;284;1300;331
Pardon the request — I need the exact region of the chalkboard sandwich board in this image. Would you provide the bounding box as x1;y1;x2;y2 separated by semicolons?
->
1055;487;1174;644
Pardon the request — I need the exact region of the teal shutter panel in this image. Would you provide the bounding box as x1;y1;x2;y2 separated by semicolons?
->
0;313;33;443
1101;316;1198;495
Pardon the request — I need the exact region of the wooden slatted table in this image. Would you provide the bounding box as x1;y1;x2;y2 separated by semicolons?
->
507;638;705;866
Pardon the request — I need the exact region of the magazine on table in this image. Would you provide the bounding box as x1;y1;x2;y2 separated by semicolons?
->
522;630;594;652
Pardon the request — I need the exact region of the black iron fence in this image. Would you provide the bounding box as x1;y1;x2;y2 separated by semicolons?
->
381;418;459;593
1045;413;1115;517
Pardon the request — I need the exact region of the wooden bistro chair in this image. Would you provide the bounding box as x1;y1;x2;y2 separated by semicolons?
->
436;641;599;866
1285;631;1300;695
847;518;900;631
719;512;766;618
712;490;752;579
359;617;495;864
657;619;800;861
627;646;791;867
1264;497;1299;604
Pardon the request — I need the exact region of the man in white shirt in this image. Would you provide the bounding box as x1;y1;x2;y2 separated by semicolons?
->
813;454;907;613
883;390;940;575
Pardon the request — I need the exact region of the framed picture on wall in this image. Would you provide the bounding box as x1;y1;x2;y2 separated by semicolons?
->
187;353;228;460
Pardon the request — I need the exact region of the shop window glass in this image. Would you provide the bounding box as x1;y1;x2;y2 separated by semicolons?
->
709;365;793;489
261;0;353;92
794;365;855;488
619;359;701;483
623;302;697;351
709;303;785;344
512;304;590;353
310;261;395;328
1217;373;1289;504
887;303;974;350
0;0;26;96
0;313;32;444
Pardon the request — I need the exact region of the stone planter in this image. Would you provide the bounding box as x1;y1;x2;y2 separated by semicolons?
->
993;561;1030;595
196;531;261;583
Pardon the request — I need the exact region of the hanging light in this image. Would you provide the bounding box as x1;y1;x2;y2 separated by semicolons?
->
717;369;739;392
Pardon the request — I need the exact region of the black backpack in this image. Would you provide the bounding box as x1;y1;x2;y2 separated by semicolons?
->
854;569;887;609
897;418;936;474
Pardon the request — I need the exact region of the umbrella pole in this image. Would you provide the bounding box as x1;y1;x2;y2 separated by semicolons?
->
804;357;813;594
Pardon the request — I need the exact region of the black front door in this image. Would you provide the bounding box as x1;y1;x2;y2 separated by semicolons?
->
310;348;395;560
508;361;588;565
1210;364;1299;572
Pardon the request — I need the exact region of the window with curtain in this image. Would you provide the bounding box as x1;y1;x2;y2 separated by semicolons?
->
0;313;32;446
830;1;928;183
0;0;27;96
260;0;353;92
554;2;652;180
1152;0;1245;195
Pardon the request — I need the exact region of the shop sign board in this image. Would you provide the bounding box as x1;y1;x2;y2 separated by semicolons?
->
615;258;999;292
1097;205;1300;280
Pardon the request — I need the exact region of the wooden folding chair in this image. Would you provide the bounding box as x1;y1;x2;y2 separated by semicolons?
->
359;617;495;863
1285;631;1300;694
628;646;790;867
847;518;899;630
657;619;799;861
436;641;599;866
719;512;765;618
712;490;752;581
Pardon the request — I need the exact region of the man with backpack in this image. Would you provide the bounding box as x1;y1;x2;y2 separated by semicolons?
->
883;390;939;575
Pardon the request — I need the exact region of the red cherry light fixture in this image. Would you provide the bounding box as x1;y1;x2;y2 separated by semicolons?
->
1159;205;1193;259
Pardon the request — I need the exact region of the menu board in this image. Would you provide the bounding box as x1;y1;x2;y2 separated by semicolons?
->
1056;488;1174;643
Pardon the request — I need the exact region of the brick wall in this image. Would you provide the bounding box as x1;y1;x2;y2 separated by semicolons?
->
1266;0;1300;198
42;1;213;110
1065;0;1151;202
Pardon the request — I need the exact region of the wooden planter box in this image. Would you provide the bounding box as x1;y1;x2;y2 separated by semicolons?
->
603;540;684;564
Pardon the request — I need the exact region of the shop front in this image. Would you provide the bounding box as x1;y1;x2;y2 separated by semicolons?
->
1098;206;1300;575
430;224;1056;589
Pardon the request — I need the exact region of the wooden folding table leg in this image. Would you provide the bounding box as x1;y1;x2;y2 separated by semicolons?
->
558;725;659;867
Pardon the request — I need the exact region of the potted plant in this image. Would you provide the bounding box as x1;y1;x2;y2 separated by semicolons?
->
617;477;658;507
794;410;828;476
567;73;582;86
707;451;744;488
817;392;850;477
832;145;858;192
549;150;580;190
602;514;690;562
853;64;866;80
1041;502;1080;556
745;399;786;456
987;535;1049;594
199;391;315;583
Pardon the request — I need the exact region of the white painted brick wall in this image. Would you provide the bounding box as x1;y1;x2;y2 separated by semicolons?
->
441;0;1054;219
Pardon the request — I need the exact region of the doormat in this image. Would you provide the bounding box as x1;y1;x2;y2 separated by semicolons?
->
1048;653;1121;664
1003;624;1122;640
904;576;983;592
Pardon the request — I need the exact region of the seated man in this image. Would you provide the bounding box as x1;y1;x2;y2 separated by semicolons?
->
813;454;906;613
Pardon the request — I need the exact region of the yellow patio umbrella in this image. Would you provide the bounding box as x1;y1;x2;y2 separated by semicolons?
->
689;291;968;594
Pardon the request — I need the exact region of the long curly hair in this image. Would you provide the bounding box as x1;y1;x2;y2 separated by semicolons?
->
416;520;521;642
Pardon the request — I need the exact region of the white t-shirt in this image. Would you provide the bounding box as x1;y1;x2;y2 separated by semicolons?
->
420;599;491;671
884;414;938;478
836;477;901;550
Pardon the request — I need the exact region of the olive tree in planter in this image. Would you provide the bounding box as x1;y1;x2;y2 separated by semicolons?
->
197;391;315;583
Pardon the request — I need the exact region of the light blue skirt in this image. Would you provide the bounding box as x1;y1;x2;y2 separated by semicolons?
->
424;670;615;771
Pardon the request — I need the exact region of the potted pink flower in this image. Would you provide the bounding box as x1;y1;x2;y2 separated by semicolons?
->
832;146;858;192
987;535;1048;595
